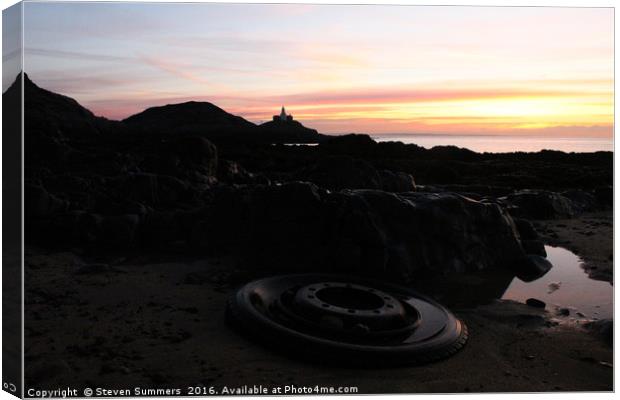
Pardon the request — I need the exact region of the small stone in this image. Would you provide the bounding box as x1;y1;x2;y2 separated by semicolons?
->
547;282;561;294
556;308;570;316
526;298;546;309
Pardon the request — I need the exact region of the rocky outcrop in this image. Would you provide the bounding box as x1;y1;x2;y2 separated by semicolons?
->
378;169;417;193
501;188;611;220
501;190;575;220
25;178;545;282
189;182;533;282
257;119;325;143
295;156;415;192
561;189;598;214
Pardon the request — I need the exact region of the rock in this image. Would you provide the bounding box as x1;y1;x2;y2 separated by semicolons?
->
25;184;69;218
561;189;597;213
417;184;512;197
521;239;547;257
218;160;267;184
169;136;218;175
502;190;575;220
377;169;416;192
594;186;612;207
140;211;182;245
98;214;140;248
556;307;570;316
257;118;322;143
295;156;383;191
525;298;546;309
296;156;415;193
585;319;612;346
517;255;553;282
319;134;377;155
547;282;561;293
118;173;189;206
513;218;539;240
196;182;529;281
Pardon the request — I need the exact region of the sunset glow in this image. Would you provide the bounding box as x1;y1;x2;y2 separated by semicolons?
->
16;3;614;137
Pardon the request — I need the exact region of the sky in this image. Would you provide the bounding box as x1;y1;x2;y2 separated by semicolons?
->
9;2;615;136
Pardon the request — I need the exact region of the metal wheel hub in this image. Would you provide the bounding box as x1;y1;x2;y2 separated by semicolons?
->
227;274;468;366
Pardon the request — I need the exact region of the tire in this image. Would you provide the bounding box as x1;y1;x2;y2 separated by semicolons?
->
226;274;468;366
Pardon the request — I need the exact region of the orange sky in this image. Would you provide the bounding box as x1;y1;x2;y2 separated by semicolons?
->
18;3;614;137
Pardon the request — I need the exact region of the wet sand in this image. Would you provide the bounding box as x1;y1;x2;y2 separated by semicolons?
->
534;211;613;283
24;234;613;393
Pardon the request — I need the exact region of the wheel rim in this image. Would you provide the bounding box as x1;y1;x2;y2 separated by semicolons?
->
227;274;468;365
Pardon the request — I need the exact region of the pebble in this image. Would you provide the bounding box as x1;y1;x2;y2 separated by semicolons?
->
526;298;546;309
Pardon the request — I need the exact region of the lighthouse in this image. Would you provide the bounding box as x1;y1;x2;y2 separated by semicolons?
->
273;106;293;122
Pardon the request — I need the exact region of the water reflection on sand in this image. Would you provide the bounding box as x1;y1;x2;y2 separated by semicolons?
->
415;246;612;320
502;246;612;319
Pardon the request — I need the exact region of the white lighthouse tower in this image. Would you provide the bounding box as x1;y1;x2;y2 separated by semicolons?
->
274;106;293;122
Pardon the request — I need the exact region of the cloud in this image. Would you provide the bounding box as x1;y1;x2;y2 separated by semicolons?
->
260;86;611;107
24;47;134;62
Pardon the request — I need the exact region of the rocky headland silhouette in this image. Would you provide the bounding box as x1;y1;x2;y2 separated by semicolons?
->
12;73;612;391
14;73;611;275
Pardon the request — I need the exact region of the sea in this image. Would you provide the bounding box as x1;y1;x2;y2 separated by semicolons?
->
370;134;613;153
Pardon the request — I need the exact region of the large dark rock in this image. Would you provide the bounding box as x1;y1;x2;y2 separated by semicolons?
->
502;190;575;220
513;218;539;240
168;136;218;175
113;173;191;206
191;182;532;282
25;184;69;217
561;189;597;214
217;160;268;184
521;240;547;257
98;214;140;248
295;156;382;191
517;255;552;282
594;186;613;207
585;319;613;346
318;134;377;156
378;169;416;192
295;156;415;192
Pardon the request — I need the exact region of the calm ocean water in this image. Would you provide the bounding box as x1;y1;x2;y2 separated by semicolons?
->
371;134;613;153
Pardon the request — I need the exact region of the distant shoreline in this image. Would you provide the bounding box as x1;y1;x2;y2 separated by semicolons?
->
368;133;614;153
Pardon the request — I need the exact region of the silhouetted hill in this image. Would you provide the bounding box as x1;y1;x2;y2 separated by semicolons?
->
258;119;326;143
123;101;256;133
19;73;119;141
8;74;327;145
124;101;327;144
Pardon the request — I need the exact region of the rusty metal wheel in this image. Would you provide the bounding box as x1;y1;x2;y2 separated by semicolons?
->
226;274;468;366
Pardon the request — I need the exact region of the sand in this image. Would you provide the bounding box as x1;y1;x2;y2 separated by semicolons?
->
24;212;613;394
535;211;613;283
